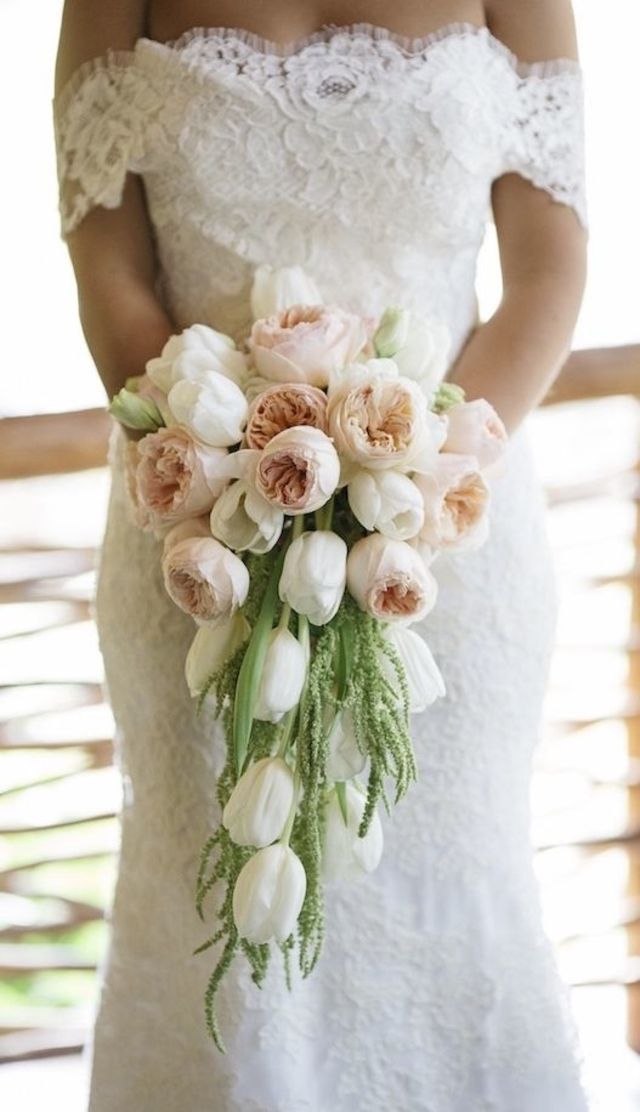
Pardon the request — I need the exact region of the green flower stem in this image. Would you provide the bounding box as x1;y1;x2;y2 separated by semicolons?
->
277;602;291;632
277;707;297;758
314;496;335;532
279;768;301;846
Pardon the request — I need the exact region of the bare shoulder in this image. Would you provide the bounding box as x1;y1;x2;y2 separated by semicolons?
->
55;0;147;95
484;0;579;63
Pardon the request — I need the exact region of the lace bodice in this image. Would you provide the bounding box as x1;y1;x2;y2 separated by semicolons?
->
53;22;586;360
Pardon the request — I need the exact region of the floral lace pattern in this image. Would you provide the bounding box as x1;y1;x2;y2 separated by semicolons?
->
55;23;590;1111
54;22;586;360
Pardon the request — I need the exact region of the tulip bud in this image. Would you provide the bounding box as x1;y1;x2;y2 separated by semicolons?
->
254;628;307;723
167;374;248;448
185;613;250;698
109;387;165;432
222;757;296;847
233;843;306;943
325;707;366;781
322;783;384;882
210;479;284;554
279;531;347;625
347;469;424;541
147;325;248;394
250;264;322;319
373;306;411;358
381;626;446;713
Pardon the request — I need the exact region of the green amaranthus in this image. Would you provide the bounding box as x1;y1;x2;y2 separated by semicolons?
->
193;520;416;1052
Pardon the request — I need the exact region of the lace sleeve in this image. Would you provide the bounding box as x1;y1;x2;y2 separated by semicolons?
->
53;52;152;237
498;61;587;229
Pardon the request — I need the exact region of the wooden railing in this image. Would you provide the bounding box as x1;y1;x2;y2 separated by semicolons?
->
0;344;638;1062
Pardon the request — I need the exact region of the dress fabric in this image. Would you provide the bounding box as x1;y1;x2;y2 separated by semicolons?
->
54;22;590;1112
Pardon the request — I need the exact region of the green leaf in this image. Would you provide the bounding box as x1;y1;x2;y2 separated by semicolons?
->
232;546;286;777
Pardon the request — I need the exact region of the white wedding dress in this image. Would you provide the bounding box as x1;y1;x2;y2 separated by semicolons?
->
54;22;590;1112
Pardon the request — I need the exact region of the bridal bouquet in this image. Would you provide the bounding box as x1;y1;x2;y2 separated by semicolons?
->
109;265;507;1048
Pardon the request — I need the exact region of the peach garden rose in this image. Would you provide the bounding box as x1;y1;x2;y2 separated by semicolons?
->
346;533;438;624
414;453;491;552
162;533;249;624
135;426;229;533
255;426;340;515
245;382;329;450
249;304;368;387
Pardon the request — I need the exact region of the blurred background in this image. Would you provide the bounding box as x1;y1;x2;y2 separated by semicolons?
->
0;1;639;1109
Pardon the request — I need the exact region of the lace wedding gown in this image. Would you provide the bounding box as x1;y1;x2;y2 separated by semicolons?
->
54;22;590;1112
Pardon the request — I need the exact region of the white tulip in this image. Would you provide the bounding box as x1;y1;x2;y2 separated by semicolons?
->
210;479;284;554
381;626;446;713
184;613;250;698
233;843;306;943
250;263;322;319
167;374;248;448
347;470;424;540
254;628;307;723
147;324;249;393
325;707;367;781
222;756;296;848
279;531;347;625
378;311;450;395
322;783;384;882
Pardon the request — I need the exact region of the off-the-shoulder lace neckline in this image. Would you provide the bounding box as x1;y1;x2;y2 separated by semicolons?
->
53;19;582;118
141;20;580;74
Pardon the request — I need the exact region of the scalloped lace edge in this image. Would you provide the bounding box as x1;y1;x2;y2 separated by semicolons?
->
53;20;582;122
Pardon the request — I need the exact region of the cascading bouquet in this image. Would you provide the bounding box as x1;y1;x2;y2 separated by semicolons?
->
109;265;507;1049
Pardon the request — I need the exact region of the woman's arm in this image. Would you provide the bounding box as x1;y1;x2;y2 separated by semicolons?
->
56;0;174;400
447;0;588;432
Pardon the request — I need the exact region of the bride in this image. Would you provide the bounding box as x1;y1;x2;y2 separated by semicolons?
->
54;1;589;1109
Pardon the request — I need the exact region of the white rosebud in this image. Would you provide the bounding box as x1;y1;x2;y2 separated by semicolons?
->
210;479;284;554
322;783;383;882
222;756;296;848
233;843;306;943
279;531;347;625
147;324;249;393
347;470;424;540
167;374;248;448
254;628;307;723
108;387;164;431
250;264;322;319
325;707;366;781
184;613;250;698
372;306;411;358
381;626;446;713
